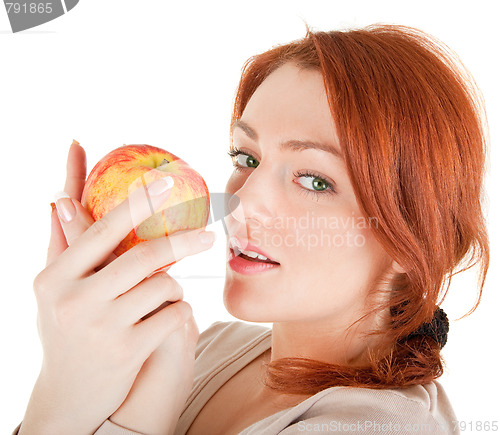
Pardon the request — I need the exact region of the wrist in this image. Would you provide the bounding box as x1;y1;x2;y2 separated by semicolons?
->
19;379;67;435
19;373;103;435
110;357;188;435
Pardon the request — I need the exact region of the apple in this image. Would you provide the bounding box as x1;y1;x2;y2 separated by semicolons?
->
81;144;211;269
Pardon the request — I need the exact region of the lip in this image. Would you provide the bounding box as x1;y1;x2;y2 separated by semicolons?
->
228;236;280;264
228;246;281;275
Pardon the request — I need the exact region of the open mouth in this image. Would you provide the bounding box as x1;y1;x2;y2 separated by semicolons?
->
231;247;280;265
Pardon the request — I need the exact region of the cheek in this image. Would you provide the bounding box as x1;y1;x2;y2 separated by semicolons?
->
285;211;371;255
285;213;390;290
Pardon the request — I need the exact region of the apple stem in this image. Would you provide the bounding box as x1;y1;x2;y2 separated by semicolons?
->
158;158;170;168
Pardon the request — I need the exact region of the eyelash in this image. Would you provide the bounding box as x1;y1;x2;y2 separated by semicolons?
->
227;147;336;198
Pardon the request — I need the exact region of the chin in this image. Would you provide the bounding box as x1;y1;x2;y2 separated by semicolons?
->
222;280;302;323
222;280;275;323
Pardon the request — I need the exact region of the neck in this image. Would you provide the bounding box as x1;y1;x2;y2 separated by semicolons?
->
248;309;391;404
269;316;374;366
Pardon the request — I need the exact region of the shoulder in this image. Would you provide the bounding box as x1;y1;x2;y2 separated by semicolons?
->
195;320;271;359
280;381;458;434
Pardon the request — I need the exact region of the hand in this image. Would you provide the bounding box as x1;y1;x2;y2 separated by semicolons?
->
109;316;200;435
19;141;215;435
55;143;203;434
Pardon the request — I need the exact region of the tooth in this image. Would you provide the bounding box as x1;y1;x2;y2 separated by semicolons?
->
231;242;273;261
242;250;259;259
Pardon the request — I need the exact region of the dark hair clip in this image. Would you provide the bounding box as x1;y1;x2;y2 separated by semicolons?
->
402;306;449;349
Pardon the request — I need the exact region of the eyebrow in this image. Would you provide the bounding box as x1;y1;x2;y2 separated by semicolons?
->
231;120;343;160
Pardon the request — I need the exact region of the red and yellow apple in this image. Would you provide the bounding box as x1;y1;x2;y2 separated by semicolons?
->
81;144;211;267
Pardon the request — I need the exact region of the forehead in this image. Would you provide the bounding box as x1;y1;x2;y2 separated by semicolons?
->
244;62;327;111
236;62;338;150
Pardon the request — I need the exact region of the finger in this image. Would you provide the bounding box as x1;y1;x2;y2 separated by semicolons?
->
48;175;175;279
45;140;86;266
48;200;115;271
113;272;183;325
186;315;199;343
54;194;118;270
90;227;215;300
146;264;172;277
53;193;98;245
183;316;200;352
155;314;196;355
64;140;87;201
132;300;193;357
46;203;68;266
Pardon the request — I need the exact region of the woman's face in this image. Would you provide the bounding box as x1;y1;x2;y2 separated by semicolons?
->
224;62;397;327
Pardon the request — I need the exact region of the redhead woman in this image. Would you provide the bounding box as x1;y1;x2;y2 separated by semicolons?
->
14;24;489;435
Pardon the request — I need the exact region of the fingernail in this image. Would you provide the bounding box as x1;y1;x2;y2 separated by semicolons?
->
50;202;56;213
54;191;76;223
198;231;216;245
147;176;174;196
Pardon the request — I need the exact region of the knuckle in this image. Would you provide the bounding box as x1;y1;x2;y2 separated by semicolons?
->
132;243;157;269
172;301;190;326
33;271;48;296
174;280;184;300
89;218;110;239
157;273;183;300
157;271;174;285
33;269;55;298
184;301;193;317
181;300;193;320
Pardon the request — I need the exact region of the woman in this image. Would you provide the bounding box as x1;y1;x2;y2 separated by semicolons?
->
15;23;489;434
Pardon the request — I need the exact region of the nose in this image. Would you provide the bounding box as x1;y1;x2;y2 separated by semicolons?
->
227;165;280;230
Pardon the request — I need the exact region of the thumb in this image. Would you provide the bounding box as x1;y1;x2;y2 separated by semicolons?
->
52;192;118;270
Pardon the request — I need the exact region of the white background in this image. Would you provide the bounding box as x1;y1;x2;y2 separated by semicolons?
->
0;0;498;432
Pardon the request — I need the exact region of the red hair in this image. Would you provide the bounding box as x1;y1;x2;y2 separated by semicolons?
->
230;24;490;394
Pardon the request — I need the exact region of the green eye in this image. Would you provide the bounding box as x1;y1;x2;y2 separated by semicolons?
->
300;176;328;192
228;149;259;168
227;147;336;197
240;154;258;168
293;170;335;197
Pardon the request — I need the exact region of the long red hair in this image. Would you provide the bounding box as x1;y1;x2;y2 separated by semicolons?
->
229;24;490;394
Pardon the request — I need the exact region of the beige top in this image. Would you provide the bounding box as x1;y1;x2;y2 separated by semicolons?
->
13;320;459;434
